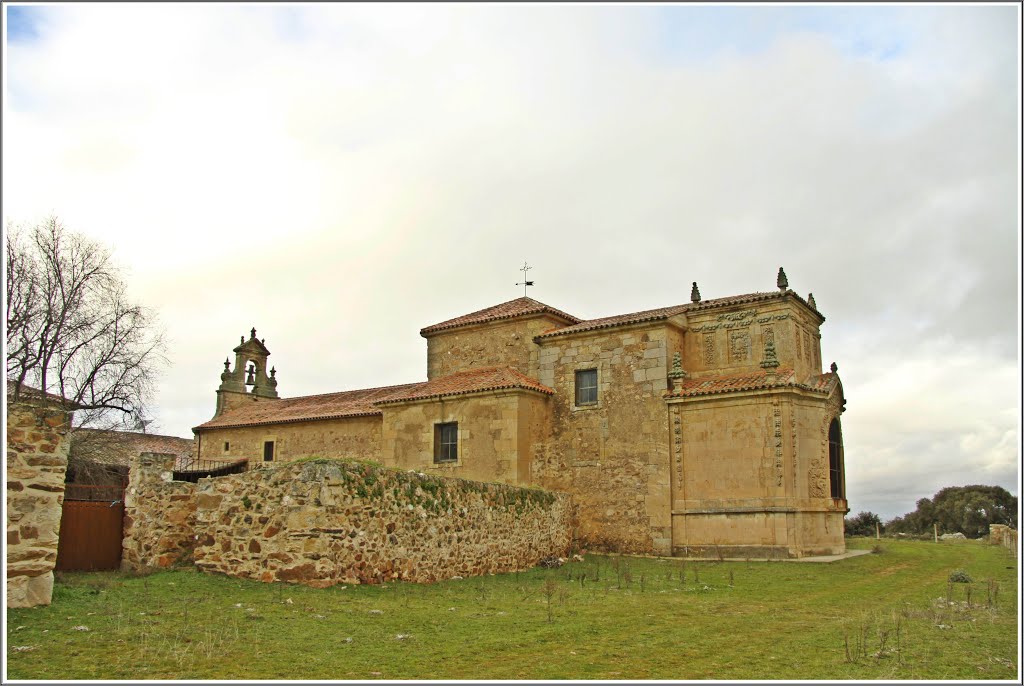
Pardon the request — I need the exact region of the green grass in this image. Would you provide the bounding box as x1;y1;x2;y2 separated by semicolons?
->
6;539;1018;680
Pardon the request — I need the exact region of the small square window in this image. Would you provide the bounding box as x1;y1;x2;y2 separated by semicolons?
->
575;369;598;406
434;422;458;463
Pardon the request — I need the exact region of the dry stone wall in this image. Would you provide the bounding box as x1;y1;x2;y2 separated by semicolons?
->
125;457;572;587
193;459;571;586
6;399;72;608
122;453;199;570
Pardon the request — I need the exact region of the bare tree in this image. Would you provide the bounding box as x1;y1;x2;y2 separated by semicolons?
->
6;216;167;433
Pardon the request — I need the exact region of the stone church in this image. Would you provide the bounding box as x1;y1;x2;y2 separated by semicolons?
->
193;268;848;558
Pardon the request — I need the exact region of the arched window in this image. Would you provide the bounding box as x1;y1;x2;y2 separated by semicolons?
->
828;418;844;499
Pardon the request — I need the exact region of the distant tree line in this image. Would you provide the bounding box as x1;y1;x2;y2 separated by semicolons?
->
845;485;1017;539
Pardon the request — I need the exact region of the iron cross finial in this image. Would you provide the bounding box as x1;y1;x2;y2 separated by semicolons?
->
516;261;535;297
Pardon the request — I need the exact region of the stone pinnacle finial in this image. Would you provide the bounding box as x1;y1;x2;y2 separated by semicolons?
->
777;267;788;291
251;327;257;340
830;361;838;373
760;338;780;370
690;282;701;303
667;351;687;392
223;358;230;372
807;292;817;310
668;352;687;379
240;335;245;345
270;367;277;378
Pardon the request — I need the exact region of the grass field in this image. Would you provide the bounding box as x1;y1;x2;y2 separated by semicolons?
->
5;539;1019;680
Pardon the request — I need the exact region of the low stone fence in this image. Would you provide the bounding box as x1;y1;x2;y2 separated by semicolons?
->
122;453;200;570
989;524;1018;558
124;456;573;586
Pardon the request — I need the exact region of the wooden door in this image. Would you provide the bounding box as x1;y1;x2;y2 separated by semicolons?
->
55;499;125;571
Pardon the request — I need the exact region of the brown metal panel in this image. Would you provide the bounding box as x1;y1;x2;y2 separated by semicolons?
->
55;500;125;571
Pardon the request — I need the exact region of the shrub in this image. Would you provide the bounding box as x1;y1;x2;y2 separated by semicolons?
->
948;569;972;583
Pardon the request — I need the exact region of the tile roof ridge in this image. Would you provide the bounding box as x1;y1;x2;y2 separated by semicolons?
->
420;296;581;335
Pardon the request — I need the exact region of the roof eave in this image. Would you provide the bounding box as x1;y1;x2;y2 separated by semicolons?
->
375;384;554;407
193;410;384;432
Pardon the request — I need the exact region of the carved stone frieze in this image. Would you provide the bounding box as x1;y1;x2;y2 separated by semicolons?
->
716;308;758;322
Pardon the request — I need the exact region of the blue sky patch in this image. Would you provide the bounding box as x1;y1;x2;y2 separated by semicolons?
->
6;5;43;41
650;5;909;65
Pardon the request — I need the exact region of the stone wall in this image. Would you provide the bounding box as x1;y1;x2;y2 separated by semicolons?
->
682;299;822;379
126;457;572;586
670;390;845;558
196;415;381;464
121;453;199;570
381;392;549;485
989;524;1018;557
534;323;676;555
6;399;72;608
425;315;569;380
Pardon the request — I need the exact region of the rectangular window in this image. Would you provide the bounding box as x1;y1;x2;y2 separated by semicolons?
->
434;422;458;463
263;441;275;462
224;442;230;452
575;369;598;406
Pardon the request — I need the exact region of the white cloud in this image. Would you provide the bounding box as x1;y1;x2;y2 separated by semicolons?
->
4;4;1019;518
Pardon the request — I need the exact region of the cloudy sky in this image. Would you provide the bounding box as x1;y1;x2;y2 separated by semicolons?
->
4;3;1019;520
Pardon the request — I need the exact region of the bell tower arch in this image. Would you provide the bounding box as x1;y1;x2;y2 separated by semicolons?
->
214;327;280;417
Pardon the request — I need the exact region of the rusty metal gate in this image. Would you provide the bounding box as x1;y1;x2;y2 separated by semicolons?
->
55;485;125;572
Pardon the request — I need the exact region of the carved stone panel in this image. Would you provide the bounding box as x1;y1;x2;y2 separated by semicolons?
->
702;333;716;366
729;330;751;362
772;400;784;487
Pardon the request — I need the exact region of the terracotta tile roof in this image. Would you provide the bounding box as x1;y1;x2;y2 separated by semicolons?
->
665;368;838;399
6;379;83;409
70;429;193;467
802;372;839;393
420;297;581;336
535;291;798;340
376;367;554;405
193;383;421;431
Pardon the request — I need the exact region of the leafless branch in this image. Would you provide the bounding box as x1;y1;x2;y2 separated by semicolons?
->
5;217;167;430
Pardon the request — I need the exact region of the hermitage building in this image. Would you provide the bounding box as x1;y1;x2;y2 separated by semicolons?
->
193;268;848;559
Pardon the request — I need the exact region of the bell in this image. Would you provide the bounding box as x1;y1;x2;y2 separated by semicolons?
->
245;364;256;385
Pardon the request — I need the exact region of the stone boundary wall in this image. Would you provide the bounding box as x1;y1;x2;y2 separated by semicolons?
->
122;453;199;570
989;524;1018;558
124;457;573;586
6;399;72;608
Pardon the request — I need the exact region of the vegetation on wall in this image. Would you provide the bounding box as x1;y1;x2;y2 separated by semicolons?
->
287;457;560;514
